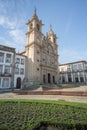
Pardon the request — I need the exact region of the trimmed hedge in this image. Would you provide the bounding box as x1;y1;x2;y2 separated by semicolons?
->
0;100;87;130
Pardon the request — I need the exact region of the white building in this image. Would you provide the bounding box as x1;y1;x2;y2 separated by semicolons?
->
14;54;26;89
0;45;15;89
0;45;26;89
59;61;87;84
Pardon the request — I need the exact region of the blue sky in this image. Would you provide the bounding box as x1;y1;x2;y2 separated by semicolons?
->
0;0;87;64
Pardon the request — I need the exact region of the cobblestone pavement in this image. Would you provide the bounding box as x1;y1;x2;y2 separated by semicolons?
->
0;86;87;103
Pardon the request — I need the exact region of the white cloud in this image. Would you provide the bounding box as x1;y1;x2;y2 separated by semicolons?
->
0;15;25;52
9;29;25;51
0;35;25;53
9;29;25;43
0;36;16;48
0;16;5;25
6;20;16;29
0;15;17;29
9;29;20;38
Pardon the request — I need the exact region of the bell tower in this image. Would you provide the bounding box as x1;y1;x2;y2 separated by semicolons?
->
46;25;58;53
47;25;57;44
25;8;43;85
26;8;43;47
46;25;59;83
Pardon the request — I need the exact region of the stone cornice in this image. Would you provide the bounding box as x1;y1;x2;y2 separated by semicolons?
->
26;28;43;36
25;42;42;48
26;18;43;25
40;64;57;70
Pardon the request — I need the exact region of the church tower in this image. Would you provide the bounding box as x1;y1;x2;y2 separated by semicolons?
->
47;25;57;43
25;9;43;85
26;8;43;46
46;25;59;84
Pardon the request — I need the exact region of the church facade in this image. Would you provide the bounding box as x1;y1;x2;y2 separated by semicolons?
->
0;10;59;89
22;10;59;86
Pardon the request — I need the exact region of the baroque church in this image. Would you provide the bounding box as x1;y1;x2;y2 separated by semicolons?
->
1;9;87;89
21;9;59;86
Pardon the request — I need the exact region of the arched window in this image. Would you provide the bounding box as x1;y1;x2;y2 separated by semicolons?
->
30;23;33;30
54;37;56;43
37;24;40;31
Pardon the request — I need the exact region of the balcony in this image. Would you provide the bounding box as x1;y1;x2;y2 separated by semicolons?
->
0;73;12;77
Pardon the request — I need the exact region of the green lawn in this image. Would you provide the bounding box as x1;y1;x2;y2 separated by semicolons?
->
0;100;87;130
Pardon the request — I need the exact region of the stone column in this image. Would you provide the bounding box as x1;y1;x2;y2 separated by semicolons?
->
78;72;80;83
71;73;73;82
65;73;68;83
83;71;86;83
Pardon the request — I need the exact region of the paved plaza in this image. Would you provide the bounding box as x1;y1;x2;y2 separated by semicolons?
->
0;85;87;103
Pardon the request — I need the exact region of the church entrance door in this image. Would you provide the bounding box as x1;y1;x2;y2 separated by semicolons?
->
48;73;51;83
